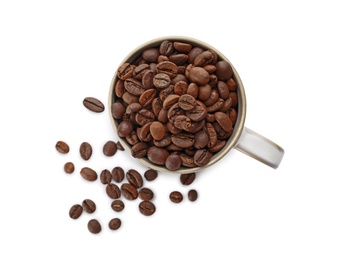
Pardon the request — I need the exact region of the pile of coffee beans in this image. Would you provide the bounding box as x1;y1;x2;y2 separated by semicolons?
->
112;40;238;171
56;129;198;234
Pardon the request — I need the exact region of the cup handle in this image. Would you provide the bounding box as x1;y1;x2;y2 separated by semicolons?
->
235;127;284;169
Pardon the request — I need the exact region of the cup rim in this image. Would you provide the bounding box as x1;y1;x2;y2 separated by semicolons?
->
108;36;246;174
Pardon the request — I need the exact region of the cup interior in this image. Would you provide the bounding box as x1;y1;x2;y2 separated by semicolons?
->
109;36;246;174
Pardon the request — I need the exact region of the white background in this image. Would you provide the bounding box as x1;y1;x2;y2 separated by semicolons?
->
1;0;344;259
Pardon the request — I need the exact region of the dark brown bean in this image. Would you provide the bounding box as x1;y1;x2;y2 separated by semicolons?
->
159;84;174;101
226;78;237;91
80;142;92;160
188;47;204;64
156;61;178;78
111;200;125;212
83;97;105;113
194;50;214;67
180;172;196;185
147;146;169;165
109;218;121;230
205;122;217;148
194;149;212;166
198;84;212;101
118;120;134;137
217;81;230;99
122;91;139;105
165;154;181;171
80;167;98;182
121;183;138;200
169;191;183;203
106;183;121;199
137;122;152;142
125;130;139;145
171;133;194;148
173;41;192;53
100;169;112;184
117;63;134;80
144;169;158;181
159;40;174;55
138;187;154;201
203;89;219;107
153;73;171;89
152;97;163;117
131;141;149;158
150;121;165;141
180;153;197;167
173;115;191;131
82;199;96;213
215;60;233;81
133;64;149;79
111;102;125;119
135;109;155;126
178;94;196;110
188;189;198;201
124;78;145;96
208;140;227;153
194;130;209;149
64;162;74;174
139;89;156;107
111;166;125;183
116;141;125;151
142;70;154;89
69;204;83;219
185;101;207;121
88;219;102;234
139;201;156;216
186;83;199;98
189;67;209;85
206;98;224;113
169;53;188;66
103;141;117;156
142;48;159;63
215;111;233;132
126;169;143;189
56;141;70;154
115;79;125;98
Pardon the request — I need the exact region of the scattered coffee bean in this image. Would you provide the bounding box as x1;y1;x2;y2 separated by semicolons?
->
106;183;121;199
111;200;125;212
103;141;117;156
180;172;196;185
82;199;96;213
116;141;125;151
80;167;98;182
139;201;156;216
80;142;92;160
112;166;125;183
69;204;83;219
87;219;102;234
121;183;138;200
64;162;75;174
144;169;158;181
169;191;183;203
100;169;112;184
83;97;104;113
138;187;154;201
108;218;122;230
126;169;143;189
56;141;69;154
188;189;198;202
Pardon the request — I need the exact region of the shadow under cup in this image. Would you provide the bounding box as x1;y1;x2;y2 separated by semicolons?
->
108;36;246;174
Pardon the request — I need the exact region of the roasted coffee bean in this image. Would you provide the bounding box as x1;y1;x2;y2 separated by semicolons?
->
64;162;74;174
208;140;226;153
147;146;169;165
153;134;171;147
100;169;112;184
153;73;171;89
111;200;125;212
126;103;142;114
188;47;204;64
203;89;219;107
229;108;237;124
108;218;121;230
150;121;165;141
87;219;101;234
80;142;92;160
171;74;188;84
180;172;196;185
173;115;191;131
178;94;196;110
167;103;185;123
189;67;210;85
118;120;134;137
206;113;215;122
152;97;162;117
163;94;180;109
157;108;168;124
213;121;233;140
194;50;214;67
121;183;138;200
185;101;207;121
198;84;212;101
194;130;209;149
158;55;169;63
125;130;139;145
135;109;155;126
142;48;159;63
187;83;199;98
205;122;218;148
226;78;237;91
111;102;125;119
219;97;232;112
126;169;143;189
217;81;230;99
166;143;184;151
80;167;98;181
184;147;197;156
230;92;238;107
156;61;178;78
144;169;158;181
139;89;156;107
194;149;212;166
122;91;139;105
124;78;145;96
169;191;183;203
173;41;192;53
166;121;182;134
111;166;124;183
137;122;152;142
165;154;181;171
83;97;105;113
169;53;188;66
106;183;121;199
180;153;197;167
103;141;117;156
138;187;154;201
208;74;218;87
159;40;174;56
188;189;198;202
115;79;125;98
206;98;224;113
139;201;156;216
117;62;134;80
159;84;174;101
171;133;194;148
56;141;69;154
116;141;125;151
215;111;232;132
82;199;96;213
186;119;205;134
142;70;154;89
215;60;233;81
203;64;217;73
133;64;149;79
69;204;83;219
131;141;149;158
